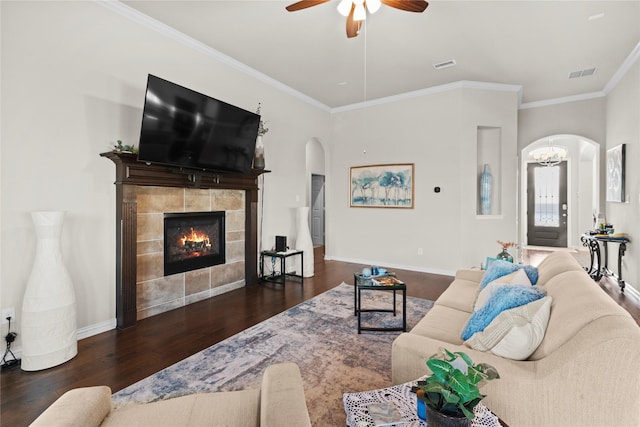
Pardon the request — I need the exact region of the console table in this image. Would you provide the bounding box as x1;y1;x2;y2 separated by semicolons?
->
580;233;630;291
259;250;304;285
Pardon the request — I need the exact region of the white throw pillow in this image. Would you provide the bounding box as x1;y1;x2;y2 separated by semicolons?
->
474;268;532;311
465;296;552;360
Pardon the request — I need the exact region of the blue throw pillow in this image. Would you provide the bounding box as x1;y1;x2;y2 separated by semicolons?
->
461;284;547;341
480;260;539;289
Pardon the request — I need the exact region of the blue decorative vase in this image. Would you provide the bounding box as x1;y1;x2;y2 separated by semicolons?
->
480;164;492;215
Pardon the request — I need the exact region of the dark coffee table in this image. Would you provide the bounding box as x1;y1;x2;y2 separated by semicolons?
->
353;273;407;334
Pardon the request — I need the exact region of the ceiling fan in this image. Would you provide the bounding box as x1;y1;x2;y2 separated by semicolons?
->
285;0;429;38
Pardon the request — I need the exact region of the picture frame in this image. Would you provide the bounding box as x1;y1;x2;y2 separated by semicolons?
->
606;144;625;202
350;163;414;208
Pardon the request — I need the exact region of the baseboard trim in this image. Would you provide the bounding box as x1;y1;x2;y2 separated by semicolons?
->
325;255;455;277
77;318;118;340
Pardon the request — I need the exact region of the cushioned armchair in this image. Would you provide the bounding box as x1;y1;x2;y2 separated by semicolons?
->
30;362;312;427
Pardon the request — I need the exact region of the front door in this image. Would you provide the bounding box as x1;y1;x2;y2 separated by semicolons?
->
527;161;568;247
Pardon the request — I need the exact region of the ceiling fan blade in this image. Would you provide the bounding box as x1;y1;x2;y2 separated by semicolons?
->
380;0;428;13
285;0;331;12
346;4;362;38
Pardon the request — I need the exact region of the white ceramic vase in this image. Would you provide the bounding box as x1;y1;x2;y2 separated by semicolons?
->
21;211;77;371
295;207;314;277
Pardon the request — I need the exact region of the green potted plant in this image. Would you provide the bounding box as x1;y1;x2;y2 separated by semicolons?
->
416;348;499;426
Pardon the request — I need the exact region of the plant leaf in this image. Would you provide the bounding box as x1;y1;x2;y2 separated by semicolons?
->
449;369;472;396
459;402;476;420
467;365;486;385
441;389;461;404
455;351;474;367
476;363;501;380
427;359;454;381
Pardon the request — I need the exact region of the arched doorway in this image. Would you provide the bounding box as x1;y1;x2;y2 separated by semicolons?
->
520;134;600;249
305;138;326;249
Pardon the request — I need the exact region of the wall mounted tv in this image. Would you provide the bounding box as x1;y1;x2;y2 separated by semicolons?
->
137;74;260;174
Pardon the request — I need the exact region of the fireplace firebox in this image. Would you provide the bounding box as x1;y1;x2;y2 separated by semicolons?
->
164;211;225;276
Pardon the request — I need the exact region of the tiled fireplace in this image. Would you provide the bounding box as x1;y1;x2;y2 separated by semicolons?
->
136;187;245;320
102;150;264;328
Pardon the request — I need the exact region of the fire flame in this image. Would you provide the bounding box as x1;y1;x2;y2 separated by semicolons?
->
180;228;210;247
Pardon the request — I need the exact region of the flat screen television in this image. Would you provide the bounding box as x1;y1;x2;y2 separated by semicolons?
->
137;74;260;174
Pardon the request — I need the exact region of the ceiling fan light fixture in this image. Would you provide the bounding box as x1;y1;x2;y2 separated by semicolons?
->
354;2;367;21
365;0;381;14
337;0;352;17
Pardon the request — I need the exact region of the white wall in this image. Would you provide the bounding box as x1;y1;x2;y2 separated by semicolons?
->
605;60;640;292
327;87;519;274
1;1;330;350
518;98;607;208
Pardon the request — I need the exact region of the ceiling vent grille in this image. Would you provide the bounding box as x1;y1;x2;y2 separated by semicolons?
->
433;59;456;70
569;67;597;79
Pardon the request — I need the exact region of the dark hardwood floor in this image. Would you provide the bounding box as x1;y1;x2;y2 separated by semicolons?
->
1;247;638;426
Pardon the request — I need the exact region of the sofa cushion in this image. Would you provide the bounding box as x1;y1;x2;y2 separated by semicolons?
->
435;274;482;313
529;269;631;360
480;260;539;289
465;296;552;360
410;305;468;345
103;389;261;427
461;285;547;340
535;250;584;287
475;268;532;311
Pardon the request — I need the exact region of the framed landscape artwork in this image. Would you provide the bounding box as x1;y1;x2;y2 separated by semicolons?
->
606;144;625;202
350;163;414;208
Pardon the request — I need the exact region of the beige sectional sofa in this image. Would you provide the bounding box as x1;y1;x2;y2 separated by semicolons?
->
392;250;640;426
30;362;311;427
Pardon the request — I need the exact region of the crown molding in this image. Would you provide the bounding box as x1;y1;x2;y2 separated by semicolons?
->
95;0;331;112
96;1;638;115
331;81;523;113
519;91;607;110
604;39;640;95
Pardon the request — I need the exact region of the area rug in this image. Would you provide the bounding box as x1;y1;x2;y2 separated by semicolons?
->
112;282;434;426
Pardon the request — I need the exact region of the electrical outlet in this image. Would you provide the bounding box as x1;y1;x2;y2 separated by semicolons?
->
1;307;16;325
417;248;423;255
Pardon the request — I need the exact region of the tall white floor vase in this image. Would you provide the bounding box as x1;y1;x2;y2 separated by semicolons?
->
21;211;77;371
295;207;314;278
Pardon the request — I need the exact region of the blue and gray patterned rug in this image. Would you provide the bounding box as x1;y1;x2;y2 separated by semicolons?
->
113;282;433;425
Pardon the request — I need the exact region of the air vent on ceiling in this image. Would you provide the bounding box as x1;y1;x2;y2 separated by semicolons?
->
433;59;456;70
569;67;597;79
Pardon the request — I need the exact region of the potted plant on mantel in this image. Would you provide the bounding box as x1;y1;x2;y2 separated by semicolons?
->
416;348;500;427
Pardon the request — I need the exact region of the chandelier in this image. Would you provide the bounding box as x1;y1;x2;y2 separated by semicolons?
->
530;140;567;167
337;0;381;21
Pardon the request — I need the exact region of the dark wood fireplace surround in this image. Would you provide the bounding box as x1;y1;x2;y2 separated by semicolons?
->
101;151;268;328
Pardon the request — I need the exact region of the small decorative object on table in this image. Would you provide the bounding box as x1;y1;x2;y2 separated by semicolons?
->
416;348;499;427
113;140;138;154
367;402;404;426
496;240;516;263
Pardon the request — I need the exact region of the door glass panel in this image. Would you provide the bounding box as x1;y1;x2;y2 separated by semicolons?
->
534;166;560;227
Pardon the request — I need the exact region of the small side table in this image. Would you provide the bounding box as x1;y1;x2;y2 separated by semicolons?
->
260;250;304;285
354;273;406;334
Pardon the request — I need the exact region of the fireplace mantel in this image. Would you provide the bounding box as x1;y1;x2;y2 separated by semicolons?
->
101;151;268;328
